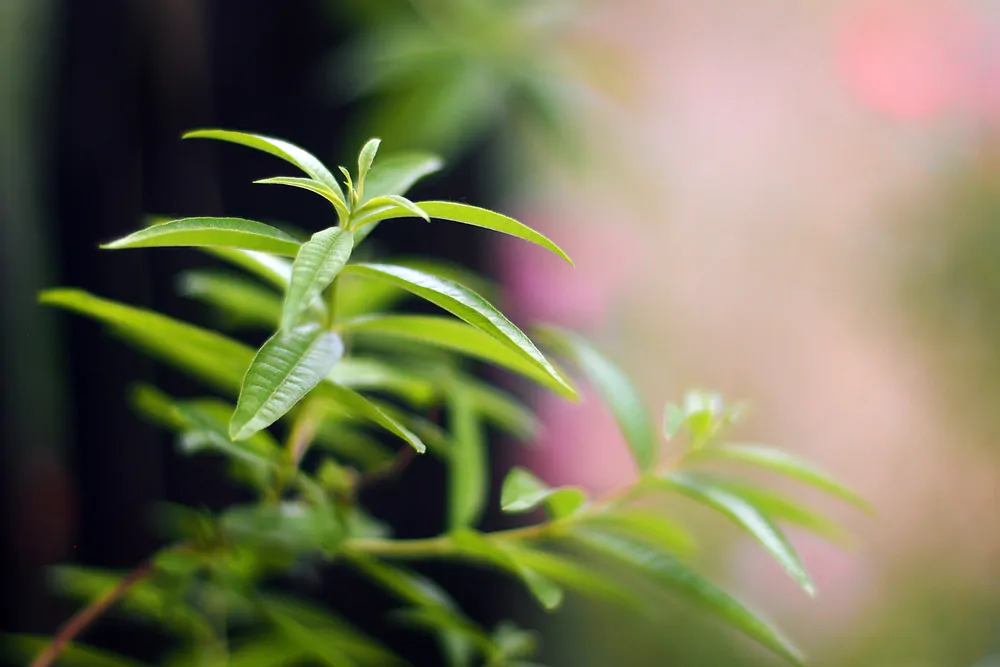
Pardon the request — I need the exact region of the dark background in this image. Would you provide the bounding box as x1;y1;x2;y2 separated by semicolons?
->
1;1;509;662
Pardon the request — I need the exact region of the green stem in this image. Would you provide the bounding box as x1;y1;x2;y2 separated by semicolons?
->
326;278;339;329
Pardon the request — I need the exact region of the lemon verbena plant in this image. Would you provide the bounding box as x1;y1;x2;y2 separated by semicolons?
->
20;130;869;667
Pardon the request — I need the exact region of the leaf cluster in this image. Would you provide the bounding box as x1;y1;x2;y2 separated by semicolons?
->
18;131;868;667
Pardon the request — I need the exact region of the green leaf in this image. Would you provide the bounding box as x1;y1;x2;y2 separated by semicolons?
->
450;529;564;610
338;266;576;398
227;635;309;667
497;543;640;611
571;529;804;666
353;194;430;226
266;604;359;667
7;636;151;667
40;290;253;393
357;138;381;187
254;176;349;219
343;315;575;398
230;324;344;440
313;420;395;470
448;388;487;530
317;382;426;453
178;270;283;329
699;478;851;545
184;129;345;202
204;248;295;290
663;403;685;440
361;151;443;202
221;500;342;558
328;357;436;406
282;227;354;330
414;201;572;265
577;510;695;556
657;471;815;595
457;377;539;441
101;217;301;256
500;467;586;519
535;326;656;471
684;443;872;512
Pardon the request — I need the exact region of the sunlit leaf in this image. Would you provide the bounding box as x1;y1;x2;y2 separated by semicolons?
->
447;388;487;530
342;312;576;399
101;217;300;256
184;129;345;203
316;382;426;453
230;325;344;440
657;472;815;595
500;467;586;519
414;201;572;265
352;194;429;228
282;227;354;330
254;176;349;219
535;326;656;471
684;444;872;513
40;290;253;393
357;138;381;187
571;529;804;666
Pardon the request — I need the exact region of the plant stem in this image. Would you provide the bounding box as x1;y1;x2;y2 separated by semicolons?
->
30;554;160;667
326;278;339;329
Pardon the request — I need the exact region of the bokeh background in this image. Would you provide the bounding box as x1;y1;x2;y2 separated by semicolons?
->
3;1;1000;665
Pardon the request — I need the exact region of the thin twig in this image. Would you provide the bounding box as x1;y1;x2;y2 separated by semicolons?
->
30;555;159;667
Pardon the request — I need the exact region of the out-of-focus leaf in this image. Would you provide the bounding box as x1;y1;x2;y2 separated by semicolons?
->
230;325;344;441
267;605;358;667
343;314;576;398
312;419;395;470
7;636;151;667
571;529;804;666
497;543;639;611
657;472;815;595
699;478;852;546
178;271;283;329
261;595;403;666
221;501;342;558
684;444;872;513
577;510;695;556
535;326;656;471
343;553;477;667
317;382;426;453
342;264;576;398
447;388;487;530
101;217;300;256
254;176;349;218
40;290;252;393
328;357;436;406
282;227;354;330
184;129;345;202
414;201;572;265
450;529;563;610
204;248;295;291
335;273;406;320
457;377;539;441
491;621;538;661
500;467;586;519
226;635;309;667
663;403;685;440
361;151;443;202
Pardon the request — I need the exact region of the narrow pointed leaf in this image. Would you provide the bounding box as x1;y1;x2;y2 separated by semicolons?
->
357;138;381;186
267;606;359;667
448;389;487;530
457;377;539;441
353;194;429;225
204;248;294;289
500;467;586;519
327;357;436;406
184;129;345;202
578;510;695;556
535;326;656;471
414;201;572;265
658;471;815;595
343;315;575;398
317;382;426;453
571;529;804;666
282;227;354;330
40;290;253;392
684;443;872;512
230;325;344;441
9;636;151;667
362;151;443;202
101;217;301;256
450;529;564;610
341;264;576;398
254;176;349;218
178;270;282;329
